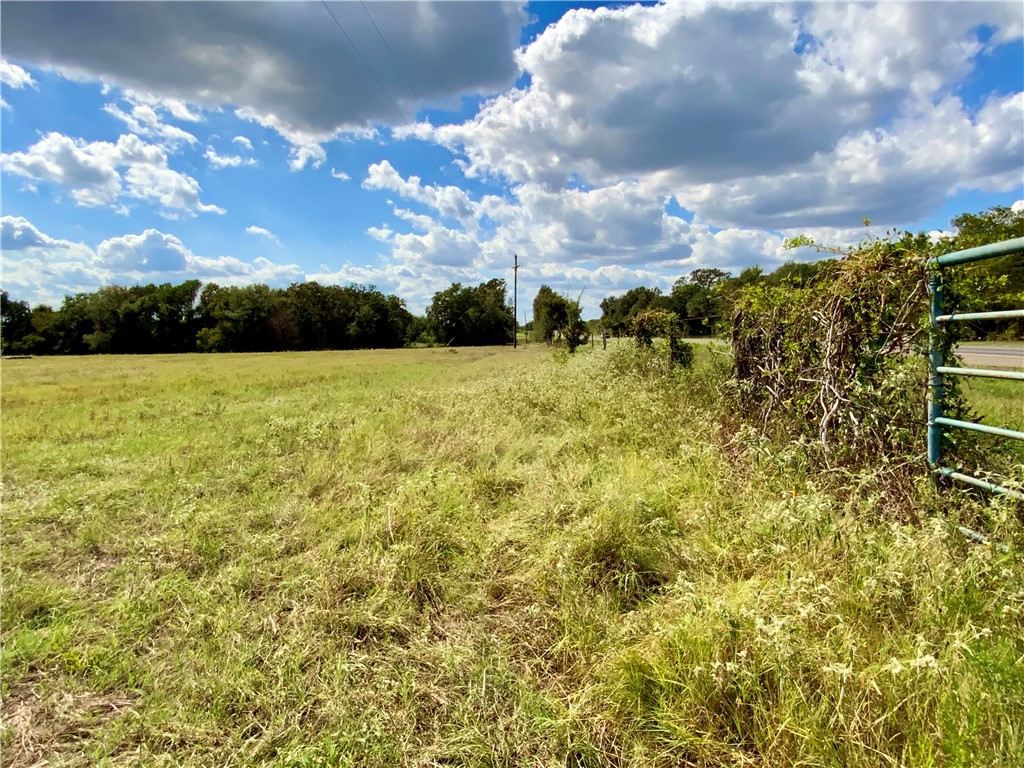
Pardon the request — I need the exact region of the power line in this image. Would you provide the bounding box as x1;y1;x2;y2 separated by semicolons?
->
358;1;466;177
319;0;455;188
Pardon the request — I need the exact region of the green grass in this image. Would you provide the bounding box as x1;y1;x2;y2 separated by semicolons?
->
3;347;1023;766
959;372;1024;470
964;374;1024;431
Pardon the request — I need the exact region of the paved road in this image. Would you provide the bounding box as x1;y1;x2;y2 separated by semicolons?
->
956;345;1024;369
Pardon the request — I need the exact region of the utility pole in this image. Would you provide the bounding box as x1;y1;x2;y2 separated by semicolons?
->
513;253;519;349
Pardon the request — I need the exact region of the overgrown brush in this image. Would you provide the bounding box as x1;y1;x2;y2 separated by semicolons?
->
731;238;996;503
607;310;696;381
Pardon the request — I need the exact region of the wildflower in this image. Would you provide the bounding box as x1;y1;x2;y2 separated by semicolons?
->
822;662;853;677
884;658;905;676
910;654;937;669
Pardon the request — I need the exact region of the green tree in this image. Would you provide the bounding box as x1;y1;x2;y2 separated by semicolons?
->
0;292;33;352
427;280;514;346
687;268;731;290
600;286;662;334
51;293;94;355
197;284;296;352
562;296;590;353
150;280;202;352
533;285;569;343
25;305;59;354
939;206;1024;339
764;262;821;288
946;206;1024;251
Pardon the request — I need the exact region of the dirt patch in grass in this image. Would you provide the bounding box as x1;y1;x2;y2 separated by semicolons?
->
2;680;139;767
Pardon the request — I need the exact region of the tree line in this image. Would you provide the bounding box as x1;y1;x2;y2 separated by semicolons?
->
592;206;1024;341
594;262;821;339
3;206;1019;355
1;279;515;355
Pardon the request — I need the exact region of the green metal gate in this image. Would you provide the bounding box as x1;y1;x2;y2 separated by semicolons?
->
927;236;1024;501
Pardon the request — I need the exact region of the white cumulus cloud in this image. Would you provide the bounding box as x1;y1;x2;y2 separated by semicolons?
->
2;132;224;217
435;1;1022;228
1;216;304;304
103;94;198;147
1;60;36;89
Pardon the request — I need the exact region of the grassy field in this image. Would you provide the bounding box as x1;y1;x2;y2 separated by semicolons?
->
2;346;1023;767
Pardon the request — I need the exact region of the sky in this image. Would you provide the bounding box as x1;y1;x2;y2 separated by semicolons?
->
2;1;1022;318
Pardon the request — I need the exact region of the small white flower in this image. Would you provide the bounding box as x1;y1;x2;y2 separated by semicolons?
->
910;654;937;669
884;658;905;676
822;662;853;677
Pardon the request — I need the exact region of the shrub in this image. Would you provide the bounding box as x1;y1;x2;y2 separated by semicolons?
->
613;310;694;376
731;237;978;489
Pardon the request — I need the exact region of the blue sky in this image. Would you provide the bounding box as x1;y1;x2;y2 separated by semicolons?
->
2;1;1022;317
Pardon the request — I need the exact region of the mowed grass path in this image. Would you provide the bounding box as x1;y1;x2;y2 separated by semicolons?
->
2;348;1023;767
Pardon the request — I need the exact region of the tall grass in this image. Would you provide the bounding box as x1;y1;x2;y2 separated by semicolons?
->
2;346;1022;766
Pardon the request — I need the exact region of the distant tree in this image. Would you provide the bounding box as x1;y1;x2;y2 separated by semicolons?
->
688;268;731;290
941;206;1024;339
533;285;569;343
735;266;763;286
80;284;183;354
51;293;93;355
428;282;470;346
345;287;411;348
946;206;1024;251
286;281;337;349
197;284;295;352
0;292;33;352
404;315;435;346
562;296;590;353
600;286;662;334
427;279;514;346
946;206;1024;293
25;305;59;354
151;280;202;352
764;262;820;288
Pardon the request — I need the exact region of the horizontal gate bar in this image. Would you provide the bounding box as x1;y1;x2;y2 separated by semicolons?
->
935;467;1024;502
936;308;1024;322
929;237;1024;267
934;417;1024;441
936;366;1024;381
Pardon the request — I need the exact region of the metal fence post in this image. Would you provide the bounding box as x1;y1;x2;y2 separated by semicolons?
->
927;271;944;466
